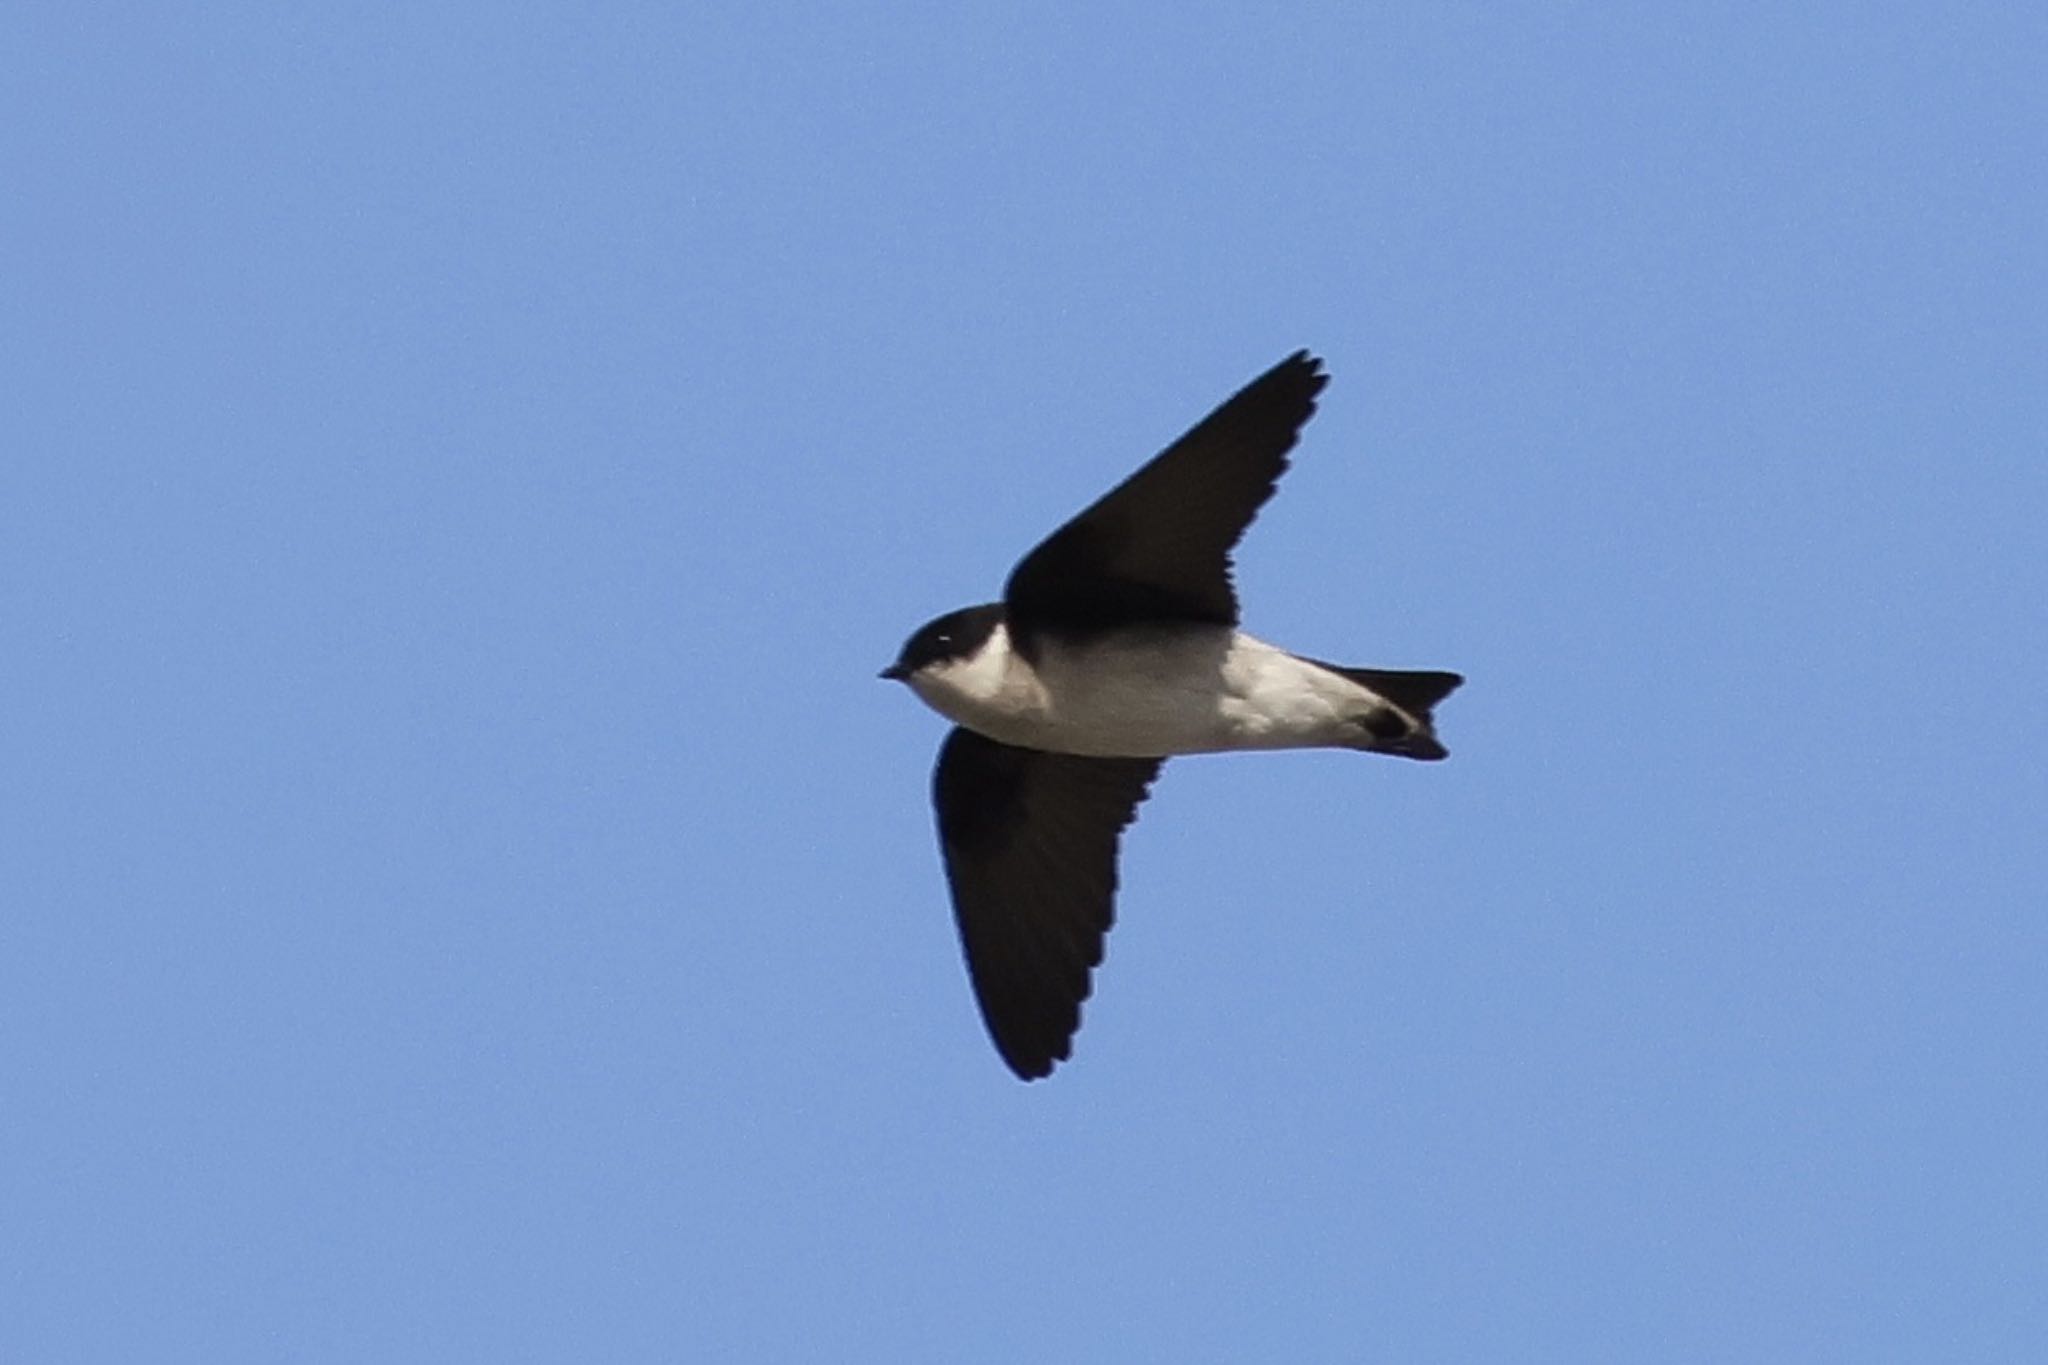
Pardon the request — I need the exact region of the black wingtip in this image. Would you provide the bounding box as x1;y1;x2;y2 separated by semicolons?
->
983;991;1084;1082
1251;350;1330;432
999;1048;1061;1082
1271;348;1329;393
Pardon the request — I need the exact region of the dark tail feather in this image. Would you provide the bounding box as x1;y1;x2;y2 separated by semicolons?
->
1305;662;1464;762
1337;667;1463;717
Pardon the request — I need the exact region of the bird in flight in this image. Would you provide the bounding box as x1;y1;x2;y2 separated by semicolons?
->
882;351;1461;1079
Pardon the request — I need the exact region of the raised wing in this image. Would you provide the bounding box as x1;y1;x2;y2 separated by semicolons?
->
1003;351;1328;646
931;726;1163;1079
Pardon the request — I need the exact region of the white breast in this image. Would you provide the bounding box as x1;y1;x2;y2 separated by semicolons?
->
909;623;1376;758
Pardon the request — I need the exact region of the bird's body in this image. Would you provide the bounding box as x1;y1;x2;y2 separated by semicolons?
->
884;351;1462;1079
906;618;1431;759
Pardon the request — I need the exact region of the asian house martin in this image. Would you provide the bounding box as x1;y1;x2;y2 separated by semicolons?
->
882;351;1461;1079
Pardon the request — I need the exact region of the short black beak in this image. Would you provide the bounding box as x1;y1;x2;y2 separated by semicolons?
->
879;663;909;682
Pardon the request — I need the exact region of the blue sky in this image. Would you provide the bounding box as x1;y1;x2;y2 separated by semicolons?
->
5;4;2044;1360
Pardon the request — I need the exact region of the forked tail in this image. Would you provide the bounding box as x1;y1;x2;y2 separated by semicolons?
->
1311;663;1464;761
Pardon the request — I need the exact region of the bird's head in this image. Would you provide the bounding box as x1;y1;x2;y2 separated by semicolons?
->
880;602;1005;684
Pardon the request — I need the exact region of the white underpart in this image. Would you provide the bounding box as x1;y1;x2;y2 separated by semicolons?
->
907;621;1392;758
